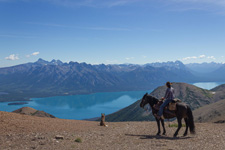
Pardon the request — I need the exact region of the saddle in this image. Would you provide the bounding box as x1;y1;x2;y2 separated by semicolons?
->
169;98;181;110
153;98;181;117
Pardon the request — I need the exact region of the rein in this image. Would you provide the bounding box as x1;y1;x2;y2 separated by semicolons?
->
145;96;159;114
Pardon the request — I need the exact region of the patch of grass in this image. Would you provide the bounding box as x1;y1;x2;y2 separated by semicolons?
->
75;138;82;143
32;111;39;116
168;123;186;127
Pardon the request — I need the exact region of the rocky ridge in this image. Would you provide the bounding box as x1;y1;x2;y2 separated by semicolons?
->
13;107;56;118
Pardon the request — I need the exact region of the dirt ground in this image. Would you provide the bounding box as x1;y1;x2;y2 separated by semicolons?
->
0;111;225;150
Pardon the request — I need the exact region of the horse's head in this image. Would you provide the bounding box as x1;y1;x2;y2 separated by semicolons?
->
140;93;158;108
140;93;149;108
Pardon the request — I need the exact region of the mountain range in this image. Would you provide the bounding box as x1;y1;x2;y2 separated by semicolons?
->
186;62;225;81
186;62;224;73
1;59;225;102
0;59;195;102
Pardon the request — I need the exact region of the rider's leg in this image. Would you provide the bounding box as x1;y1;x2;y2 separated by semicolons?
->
157;99;172;117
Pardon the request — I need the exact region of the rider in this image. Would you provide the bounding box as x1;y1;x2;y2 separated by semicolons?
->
156;81;175;119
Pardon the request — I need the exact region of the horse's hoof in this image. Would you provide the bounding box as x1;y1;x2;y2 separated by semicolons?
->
173;134;177;137
156;133;160;136
162;132;166;135
183;133;187;137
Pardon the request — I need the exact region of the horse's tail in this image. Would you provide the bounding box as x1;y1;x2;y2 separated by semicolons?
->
187;106;195;134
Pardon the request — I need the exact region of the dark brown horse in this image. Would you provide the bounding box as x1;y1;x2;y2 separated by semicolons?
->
140;93;195;137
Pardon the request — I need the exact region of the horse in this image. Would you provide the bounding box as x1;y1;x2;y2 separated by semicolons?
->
140;93;195;137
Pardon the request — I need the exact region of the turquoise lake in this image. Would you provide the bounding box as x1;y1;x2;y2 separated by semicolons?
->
0;82;224;120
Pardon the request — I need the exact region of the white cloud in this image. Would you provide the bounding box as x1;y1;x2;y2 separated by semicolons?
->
183;54;210;60
105;59;119;64
166;0;225;14
45;0;141;8
207;56;216;59
182;56;197;60
125;57;134;60
171;0;225;6
31;52;40;56
2;0;225;10
1;0;142;8
0;34;37;39
26;51;40;58
199;54;206;58
5;54;19;60
26;22;130;31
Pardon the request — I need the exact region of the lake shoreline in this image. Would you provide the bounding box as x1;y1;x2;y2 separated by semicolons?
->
0;82;224;120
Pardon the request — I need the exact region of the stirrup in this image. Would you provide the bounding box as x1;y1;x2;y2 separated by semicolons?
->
154;114;163;120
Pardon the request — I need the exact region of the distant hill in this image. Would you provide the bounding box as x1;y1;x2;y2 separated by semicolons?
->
0;59;196;102
192;83;225;123
13;107;56;118
209;65;225;81
105;83;217;122
193;99;225;123
186;62;225;82
186;62;223;73
211;84;225;92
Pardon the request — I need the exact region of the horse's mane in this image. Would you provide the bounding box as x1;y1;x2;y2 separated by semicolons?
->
147;94;159;104
147;94;159;100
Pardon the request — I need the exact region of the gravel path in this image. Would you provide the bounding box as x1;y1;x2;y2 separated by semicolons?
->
0;111;225;150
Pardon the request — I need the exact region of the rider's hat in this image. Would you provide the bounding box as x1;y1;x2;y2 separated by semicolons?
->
166;81;172;87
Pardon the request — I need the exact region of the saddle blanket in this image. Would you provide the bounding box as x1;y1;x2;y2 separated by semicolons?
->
153;98;181;111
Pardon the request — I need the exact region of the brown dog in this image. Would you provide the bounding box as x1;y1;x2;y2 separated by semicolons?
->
100;113;108;127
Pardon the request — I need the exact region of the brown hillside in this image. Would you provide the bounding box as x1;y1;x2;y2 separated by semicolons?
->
211;84;225;102
13;107;56;118
193;99;225;123
0;111;225;150
151;82;214;109
105;82;216;122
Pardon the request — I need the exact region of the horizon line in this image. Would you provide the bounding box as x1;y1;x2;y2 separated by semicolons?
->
0;58;224;69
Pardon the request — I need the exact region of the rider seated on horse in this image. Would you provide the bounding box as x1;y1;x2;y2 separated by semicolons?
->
156;81;174;119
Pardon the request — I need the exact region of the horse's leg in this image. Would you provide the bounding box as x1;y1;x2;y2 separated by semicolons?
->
183;118;189;136
156;118;161;135
161;119;166;135
174;118;182;137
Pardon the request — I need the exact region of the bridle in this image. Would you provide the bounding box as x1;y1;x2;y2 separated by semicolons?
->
141;95;149;108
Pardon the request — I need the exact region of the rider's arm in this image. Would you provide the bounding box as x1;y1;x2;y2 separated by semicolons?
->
164;88;169;99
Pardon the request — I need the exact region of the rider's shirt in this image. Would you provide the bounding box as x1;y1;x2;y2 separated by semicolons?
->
164;87;174;100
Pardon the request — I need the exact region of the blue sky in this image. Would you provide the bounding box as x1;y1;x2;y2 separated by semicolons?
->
1;0;225;67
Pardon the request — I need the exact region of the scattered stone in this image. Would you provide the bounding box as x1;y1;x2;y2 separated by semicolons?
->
37;136;45;140
30;146;36;149
214;120;225;123
39;141;46;145
55;135;64;140
75;138;82;143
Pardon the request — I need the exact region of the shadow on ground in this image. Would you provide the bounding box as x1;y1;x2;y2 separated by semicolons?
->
125;134;192;140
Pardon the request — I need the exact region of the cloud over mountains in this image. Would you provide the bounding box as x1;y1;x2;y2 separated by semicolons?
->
5;54;19;60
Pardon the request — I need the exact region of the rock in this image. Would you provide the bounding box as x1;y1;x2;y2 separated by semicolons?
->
30;146;36;149
55;135;64;140
39;141;46;145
